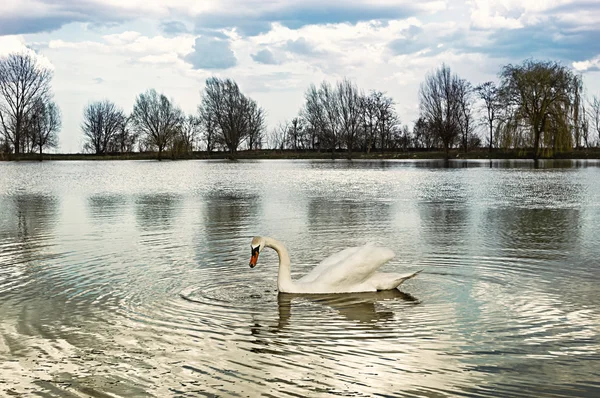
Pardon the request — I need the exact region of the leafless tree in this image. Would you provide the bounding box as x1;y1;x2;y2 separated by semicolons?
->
457;78;475;152
198;101;216;153
131;89;183;160
475;81;500;152
589;95;600;146
336;78;362;157
419;63;462;157
268;121;289;150
178;114;201;153
247;99;266;150
286;117;305;150
0;52;53;154
109;115;138;153
28;99;60;157
301;84;326;150
374;93;398;154
201;77;264;159
360;91;378;153
82;100;126;155
412;116;436;150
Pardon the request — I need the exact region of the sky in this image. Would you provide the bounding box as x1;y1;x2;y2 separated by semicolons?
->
0;0;599;153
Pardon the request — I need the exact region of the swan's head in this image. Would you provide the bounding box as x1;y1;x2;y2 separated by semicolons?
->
249;236;265;268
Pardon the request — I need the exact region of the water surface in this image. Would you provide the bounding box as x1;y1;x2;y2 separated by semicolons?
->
0;159;599;397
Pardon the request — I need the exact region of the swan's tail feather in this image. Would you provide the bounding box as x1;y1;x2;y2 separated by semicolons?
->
373;269;423;291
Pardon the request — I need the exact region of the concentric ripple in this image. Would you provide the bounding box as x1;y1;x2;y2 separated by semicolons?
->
0;159;599;397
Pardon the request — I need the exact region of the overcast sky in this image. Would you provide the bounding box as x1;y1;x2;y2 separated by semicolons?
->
1;0;599;153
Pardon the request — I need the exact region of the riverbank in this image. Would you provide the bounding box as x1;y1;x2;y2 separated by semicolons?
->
2;148;600;161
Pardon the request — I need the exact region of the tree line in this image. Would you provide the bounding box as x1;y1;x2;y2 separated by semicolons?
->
1;51;599;160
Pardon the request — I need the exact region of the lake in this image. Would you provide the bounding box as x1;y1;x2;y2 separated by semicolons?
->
0;159;599;397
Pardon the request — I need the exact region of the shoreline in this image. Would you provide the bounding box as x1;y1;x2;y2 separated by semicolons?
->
2;148;600;161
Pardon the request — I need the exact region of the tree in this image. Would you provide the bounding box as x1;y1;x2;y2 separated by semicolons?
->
246;99;266;150
201;77;264;159
301;84;326;150
500;59;576;159
318;81;341;155
374;93;398;154
475;81;500;152
336;78;362;157
131;89;183;160
268;121;288;150
457;79;475;153
109;115;138;153
82;100;126;155
28;99;60;157
419;63;463;158
589;96;600;146
412;116;436;150
286;117;305;150
178;114;200;153
198;101;216;153
359;91;378;153
0;52;53;154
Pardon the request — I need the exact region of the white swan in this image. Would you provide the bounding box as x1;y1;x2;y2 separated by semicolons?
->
249;236;422;294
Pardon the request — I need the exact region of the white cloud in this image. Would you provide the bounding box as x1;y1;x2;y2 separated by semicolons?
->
0;35;29;55
573;56;600;72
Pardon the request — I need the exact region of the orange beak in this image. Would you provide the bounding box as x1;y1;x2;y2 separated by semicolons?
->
249;248;259;268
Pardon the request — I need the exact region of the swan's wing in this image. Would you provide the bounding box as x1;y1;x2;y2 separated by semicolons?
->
300;244;395;288
299;245;364;283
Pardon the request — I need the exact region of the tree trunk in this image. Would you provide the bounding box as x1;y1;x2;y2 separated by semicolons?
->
489;120;493;153
533;126;540;160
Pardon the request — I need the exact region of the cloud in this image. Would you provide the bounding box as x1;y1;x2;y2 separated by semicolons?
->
470;25;600;62
251;49;278;65
191;1;432;36
573;56;600;72
388;23;465;57
284;37;323;56
182;36;237;69
160;21;189;36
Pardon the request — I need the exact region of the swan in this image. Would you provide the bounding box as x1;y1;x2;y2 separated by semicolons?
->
249;236;422;294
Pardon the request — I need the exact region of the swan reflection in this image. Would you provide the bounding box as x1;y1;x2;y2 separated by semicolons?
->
276;289;420;327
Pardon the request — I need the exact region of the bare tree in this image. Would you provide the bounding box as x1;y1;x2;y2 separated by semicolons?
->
336;78;362;157
360;91;379;153
109;115;137;153
29;99;60;158
475;81;500;152
301;84;326;150
198;101;216;153
413;116;436;150
268;121;289;150
131;89;183;160
500;59;575;159
0;52;53;154
247;99;266;150
419;63;462;158
374;93;398;154
457;79;475;153
82;100;126;155
179;114;201;153
589;95;600;146
201;77;264;159
318;81;341;155
286;117;305;150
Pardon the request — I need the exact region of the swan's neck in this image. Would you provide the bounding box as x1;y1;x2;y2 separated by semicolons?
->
264;237;294;292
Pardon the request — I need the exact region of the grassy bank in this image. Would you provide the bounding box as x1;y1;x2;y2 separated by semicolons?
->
3;148;600;161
